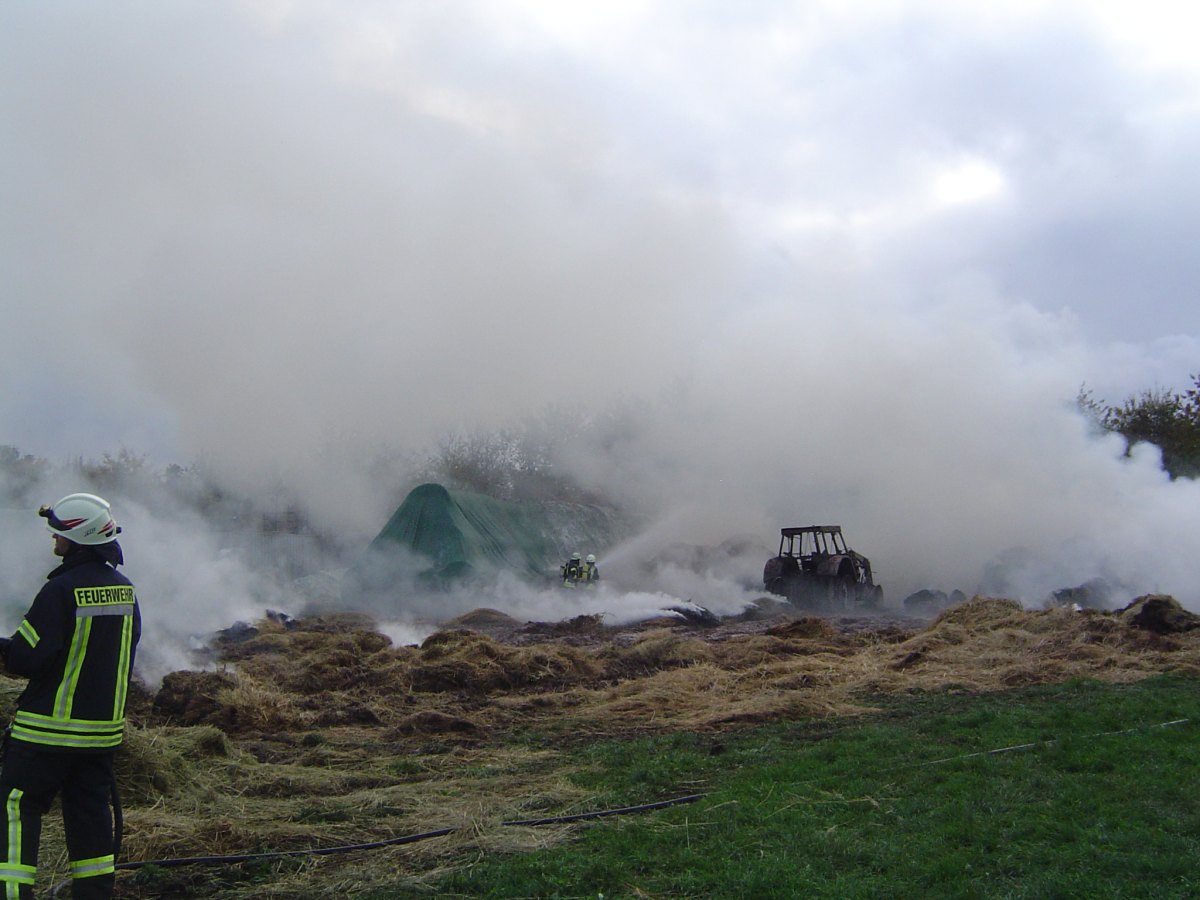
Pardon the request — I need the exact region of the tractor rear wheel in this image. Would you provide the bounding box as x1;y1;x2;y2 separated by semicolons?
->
827;575;852;609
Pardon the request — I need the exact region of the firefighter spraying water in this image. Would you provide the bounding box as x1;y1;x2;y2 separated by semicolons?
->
561;552;600;588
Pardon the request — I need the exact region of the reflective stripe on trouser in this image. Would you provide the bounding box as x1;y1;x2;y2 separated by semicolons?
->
70;854;115;878
0;742;117;899
0;864;35;900
2;788;37;900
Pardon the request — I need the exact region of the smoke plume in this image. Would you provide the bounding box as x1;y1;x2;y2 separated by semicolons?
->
2;1;1200;680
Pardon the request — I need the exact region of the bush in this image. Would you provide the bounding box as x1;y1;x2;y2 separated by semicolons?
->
1080;375;1200;478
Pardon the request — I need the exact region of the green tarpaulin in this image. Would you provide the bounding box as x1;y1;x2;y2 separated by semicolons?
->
362;483;622;585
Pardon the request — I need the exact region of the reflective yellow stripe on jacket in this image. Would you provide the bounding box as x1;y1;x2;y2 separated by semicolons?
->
10;710;126;749
13;597;136;750
15;620;38;649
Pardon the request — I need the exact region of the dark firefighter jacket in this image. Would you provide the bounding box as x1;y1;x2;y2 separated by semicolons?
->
3;547;141;752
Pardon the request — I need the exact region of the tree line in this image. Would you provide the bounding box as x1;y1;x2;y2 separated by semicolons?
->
4;372;1197;518
1078;373;1200;479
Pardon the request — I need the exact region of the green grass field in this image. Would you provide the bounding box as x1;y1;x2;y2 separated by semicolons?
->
404;675;1200;899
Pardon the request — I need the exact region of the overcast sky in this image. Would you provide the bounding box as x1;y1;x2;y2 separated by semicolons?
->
3;1;1200;606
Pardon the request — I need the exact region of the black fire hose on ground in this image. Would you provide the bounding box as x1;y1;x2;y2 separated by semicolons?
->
47;793;706;897
115;825;461;870
501;794;706;826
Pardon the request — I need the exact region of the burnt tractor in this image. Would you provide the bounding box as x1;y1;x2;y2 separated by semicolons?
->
763;525;883;610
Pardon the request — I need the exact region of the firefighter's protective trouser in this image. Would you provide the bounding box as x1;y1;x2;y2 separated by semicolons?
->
0;740;115;899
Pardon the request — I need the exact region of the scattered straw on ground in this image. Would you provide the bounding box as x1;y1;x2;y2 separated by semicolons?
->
2;593;1196;897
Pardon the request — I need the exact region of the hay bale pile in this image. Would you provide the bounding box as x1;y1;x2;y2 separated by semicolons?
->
139;595;1200;747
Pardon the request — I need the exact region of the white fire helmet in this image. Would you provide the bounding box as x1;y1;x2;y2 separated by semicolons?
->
587;554;596;563
39;493;121;545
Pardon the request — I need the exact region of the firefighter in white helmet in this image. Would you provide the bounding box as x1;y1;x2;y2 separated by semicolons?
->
582;554;599;584
0;493;141;899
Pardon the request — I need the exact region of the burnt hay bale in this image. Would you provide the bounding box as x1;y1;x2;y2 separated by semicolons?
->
764;616;838;640
152;671;238;726
389;710;487;738
1119;594;1200;634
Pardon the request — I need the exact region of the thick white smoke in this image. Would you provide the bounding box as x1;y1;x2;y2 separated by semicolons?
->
0;474;304;684
2;1;1199;682
552;289;1200;607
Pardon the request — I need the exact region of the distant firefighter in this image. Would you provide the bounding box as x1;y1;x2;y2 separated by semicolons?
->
582;553;599;584
562;552;583;587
